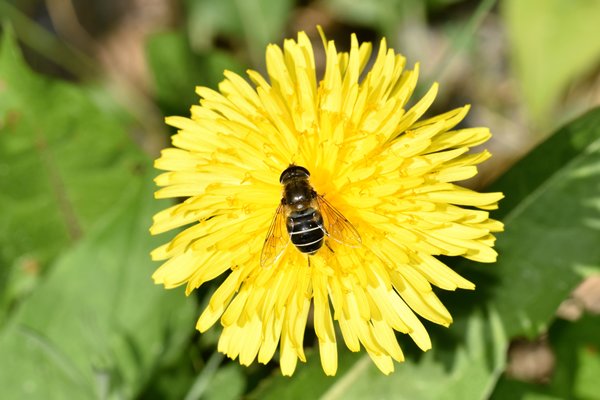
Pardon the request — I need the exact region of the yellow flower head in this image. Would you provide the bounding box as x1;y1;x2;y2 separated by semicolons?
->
150;30;504;376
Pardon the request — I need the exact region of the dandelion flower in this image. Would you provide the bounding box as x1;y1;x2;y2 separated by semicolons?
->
150;30;504;376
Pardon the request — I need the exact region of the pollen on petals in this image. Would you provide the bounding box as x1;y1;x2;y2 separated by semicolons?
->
150;29;503;376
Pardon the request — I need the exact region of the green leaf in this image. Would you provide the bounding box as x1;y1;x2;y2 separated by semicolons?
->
0;27;198;398
487;107;600;338
0;27;147;308
502;0;600;124
145;31;244;116
203;363;247;400
251;309;507;400
0;174;197;399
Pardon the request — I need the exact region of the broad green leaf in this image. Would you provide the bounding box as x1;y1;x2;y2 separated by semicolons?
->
0;27;197;398
250;309;506;400
204;363;246;400
0;175;197;399
0;28;147;311
487;107;600;338
145;31;244;116
502;0;600;124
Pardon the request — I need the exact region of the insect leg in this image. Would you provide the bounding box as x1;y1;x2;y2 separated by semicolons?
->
325;241;335;253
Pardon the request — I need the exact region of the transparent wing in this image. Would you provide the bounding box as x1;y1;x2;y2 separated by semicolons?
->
260;202;290;267
315;194;362;247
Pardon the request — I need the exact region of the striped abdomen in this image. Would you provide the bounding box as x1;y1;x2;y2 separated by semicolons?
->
286;207;324;254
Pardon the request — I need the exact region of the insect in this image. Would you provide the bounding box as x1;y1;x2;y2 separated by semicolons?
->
260;165;361;267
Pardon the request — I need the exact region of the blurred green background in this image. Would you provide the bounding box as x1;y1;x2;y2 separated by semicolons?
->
0;0;599;399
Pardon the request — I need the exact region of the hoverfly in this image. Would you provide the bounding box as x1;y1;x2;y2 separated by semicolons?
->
260;165;361;267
